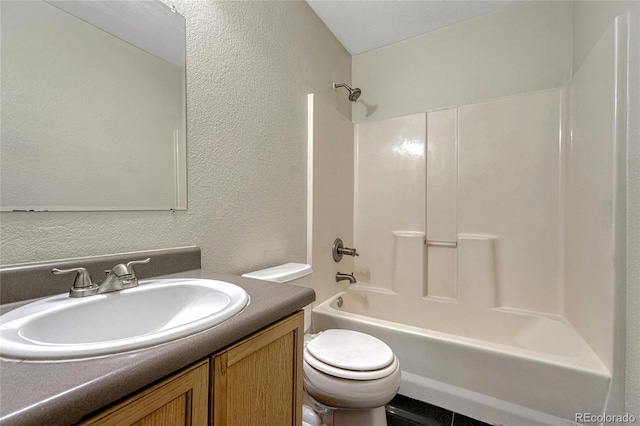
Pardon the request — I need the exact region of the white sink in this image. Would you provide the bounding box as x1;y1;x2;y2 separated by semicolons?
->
0;279;249;360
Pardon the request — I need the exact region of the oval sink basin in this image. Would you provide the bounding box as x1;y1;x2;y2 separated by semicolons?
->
0;279;249;360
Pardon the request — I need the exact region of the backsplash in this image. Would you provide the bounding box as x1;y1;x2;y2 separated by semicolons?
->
0;246;201;304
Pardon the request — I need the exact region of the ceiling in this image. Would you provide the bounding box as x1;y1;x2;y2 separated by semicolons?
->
306;1;524;55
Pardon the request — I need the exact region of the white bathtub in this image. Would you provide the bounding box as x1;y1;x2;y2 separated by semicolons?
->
312;288;610;426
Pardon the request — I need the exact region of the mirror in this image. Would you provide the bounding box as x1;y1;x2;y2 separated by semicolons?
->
0;0;186;211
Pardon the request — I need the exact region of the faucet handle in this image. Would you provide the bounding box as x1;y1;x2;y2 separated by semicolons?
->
126;258;151;277
332;238;359;262
108;258;151;278
52;267;95;289
339;247;359;257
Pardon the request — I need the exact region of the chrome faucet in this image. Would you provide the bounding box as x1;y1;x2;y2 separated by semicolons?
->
336;272;357;284
98;259;150;293
52;258;151;298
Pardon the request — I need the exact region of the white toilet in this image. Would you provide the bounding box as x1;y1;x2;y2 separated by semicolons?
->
242;263;401;426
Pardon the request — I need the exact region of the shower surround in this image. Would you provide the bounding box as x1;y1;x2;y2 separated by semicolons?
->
320;88;613;424
307;9;630;425
353;90;563;313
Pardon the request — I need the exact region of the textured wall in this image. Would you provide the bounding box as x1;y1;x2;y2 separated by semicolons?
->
0;0;351;275
351;1;572;123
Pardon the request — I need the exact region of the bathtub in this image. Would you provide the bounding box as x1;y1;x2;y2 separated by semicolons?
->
312;288;610;426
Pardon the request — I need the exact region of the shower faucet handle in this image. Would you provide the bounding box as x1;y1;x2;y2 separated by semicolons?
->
340;247;359;257
332;238;359;262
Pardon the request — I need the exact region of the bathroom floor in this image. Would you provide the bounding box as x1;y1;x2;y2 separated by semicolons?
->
386;395;490;426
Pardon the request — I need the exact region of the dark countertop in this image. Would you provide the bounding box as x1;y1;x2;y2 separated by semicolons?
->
0;269;315;426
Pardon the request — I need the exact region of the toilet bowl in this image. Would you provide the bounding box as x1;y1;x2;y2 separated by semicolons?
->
242;264;401;426
303;329;401;426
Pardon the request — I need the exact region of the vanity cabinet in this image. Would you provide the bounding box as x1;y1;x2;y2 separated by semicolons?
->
211;311;304;426
78;360;209;426
75;311;303;426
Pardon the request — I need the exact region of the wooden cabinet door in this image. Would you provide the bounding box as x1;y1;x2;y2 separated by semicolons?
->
78;360;209;426
211;311;304;426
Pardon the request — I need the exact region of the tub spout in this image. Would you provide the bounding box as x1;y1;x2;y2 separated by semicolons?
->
336;272;356;284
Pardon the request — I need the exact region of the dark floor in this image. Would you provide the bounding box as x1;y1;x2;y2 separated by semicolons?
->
386;394;491;426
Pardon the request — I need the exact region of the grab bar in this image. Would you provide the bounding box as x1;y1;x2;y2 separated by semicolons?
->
425;240;457;248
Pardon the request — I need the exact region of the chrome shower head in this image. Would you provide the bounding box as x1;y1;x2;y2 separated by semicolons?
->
333;83;361;102
349;87;361;102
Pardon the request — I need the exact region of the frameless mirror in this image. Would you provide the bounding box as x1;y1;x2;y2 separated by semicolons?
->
1;0;186;211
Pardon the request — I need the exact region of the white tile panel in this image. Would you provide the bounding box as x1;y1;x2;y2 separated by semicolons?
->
392;231;425;298
457;90;561;314
426;107;457;242
354;113;426;290
307;94;354;306
426;246;457;301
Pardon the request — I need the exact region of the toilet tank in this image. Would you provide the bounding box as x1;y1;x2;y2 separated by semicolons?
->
242;263;313;331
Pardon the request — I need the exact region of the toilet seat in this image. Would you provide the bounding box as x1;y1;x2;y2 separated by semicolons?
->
304;329;396;380
304;348;399;380
303;358;402;409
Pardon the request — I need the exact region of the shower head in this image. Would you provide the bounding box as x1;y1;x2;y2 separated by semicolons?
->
349;87;362;102
333;83;361;102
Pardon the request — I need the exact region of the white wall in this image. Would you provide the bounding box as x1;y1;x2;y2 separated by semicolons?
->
572;1;639;73
353;90;562;315
565;19;619;375
351;1;572;123
458;90;562;314
353;114;426;291
0;1;351;276
307;94;354;306
571;2;640;416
